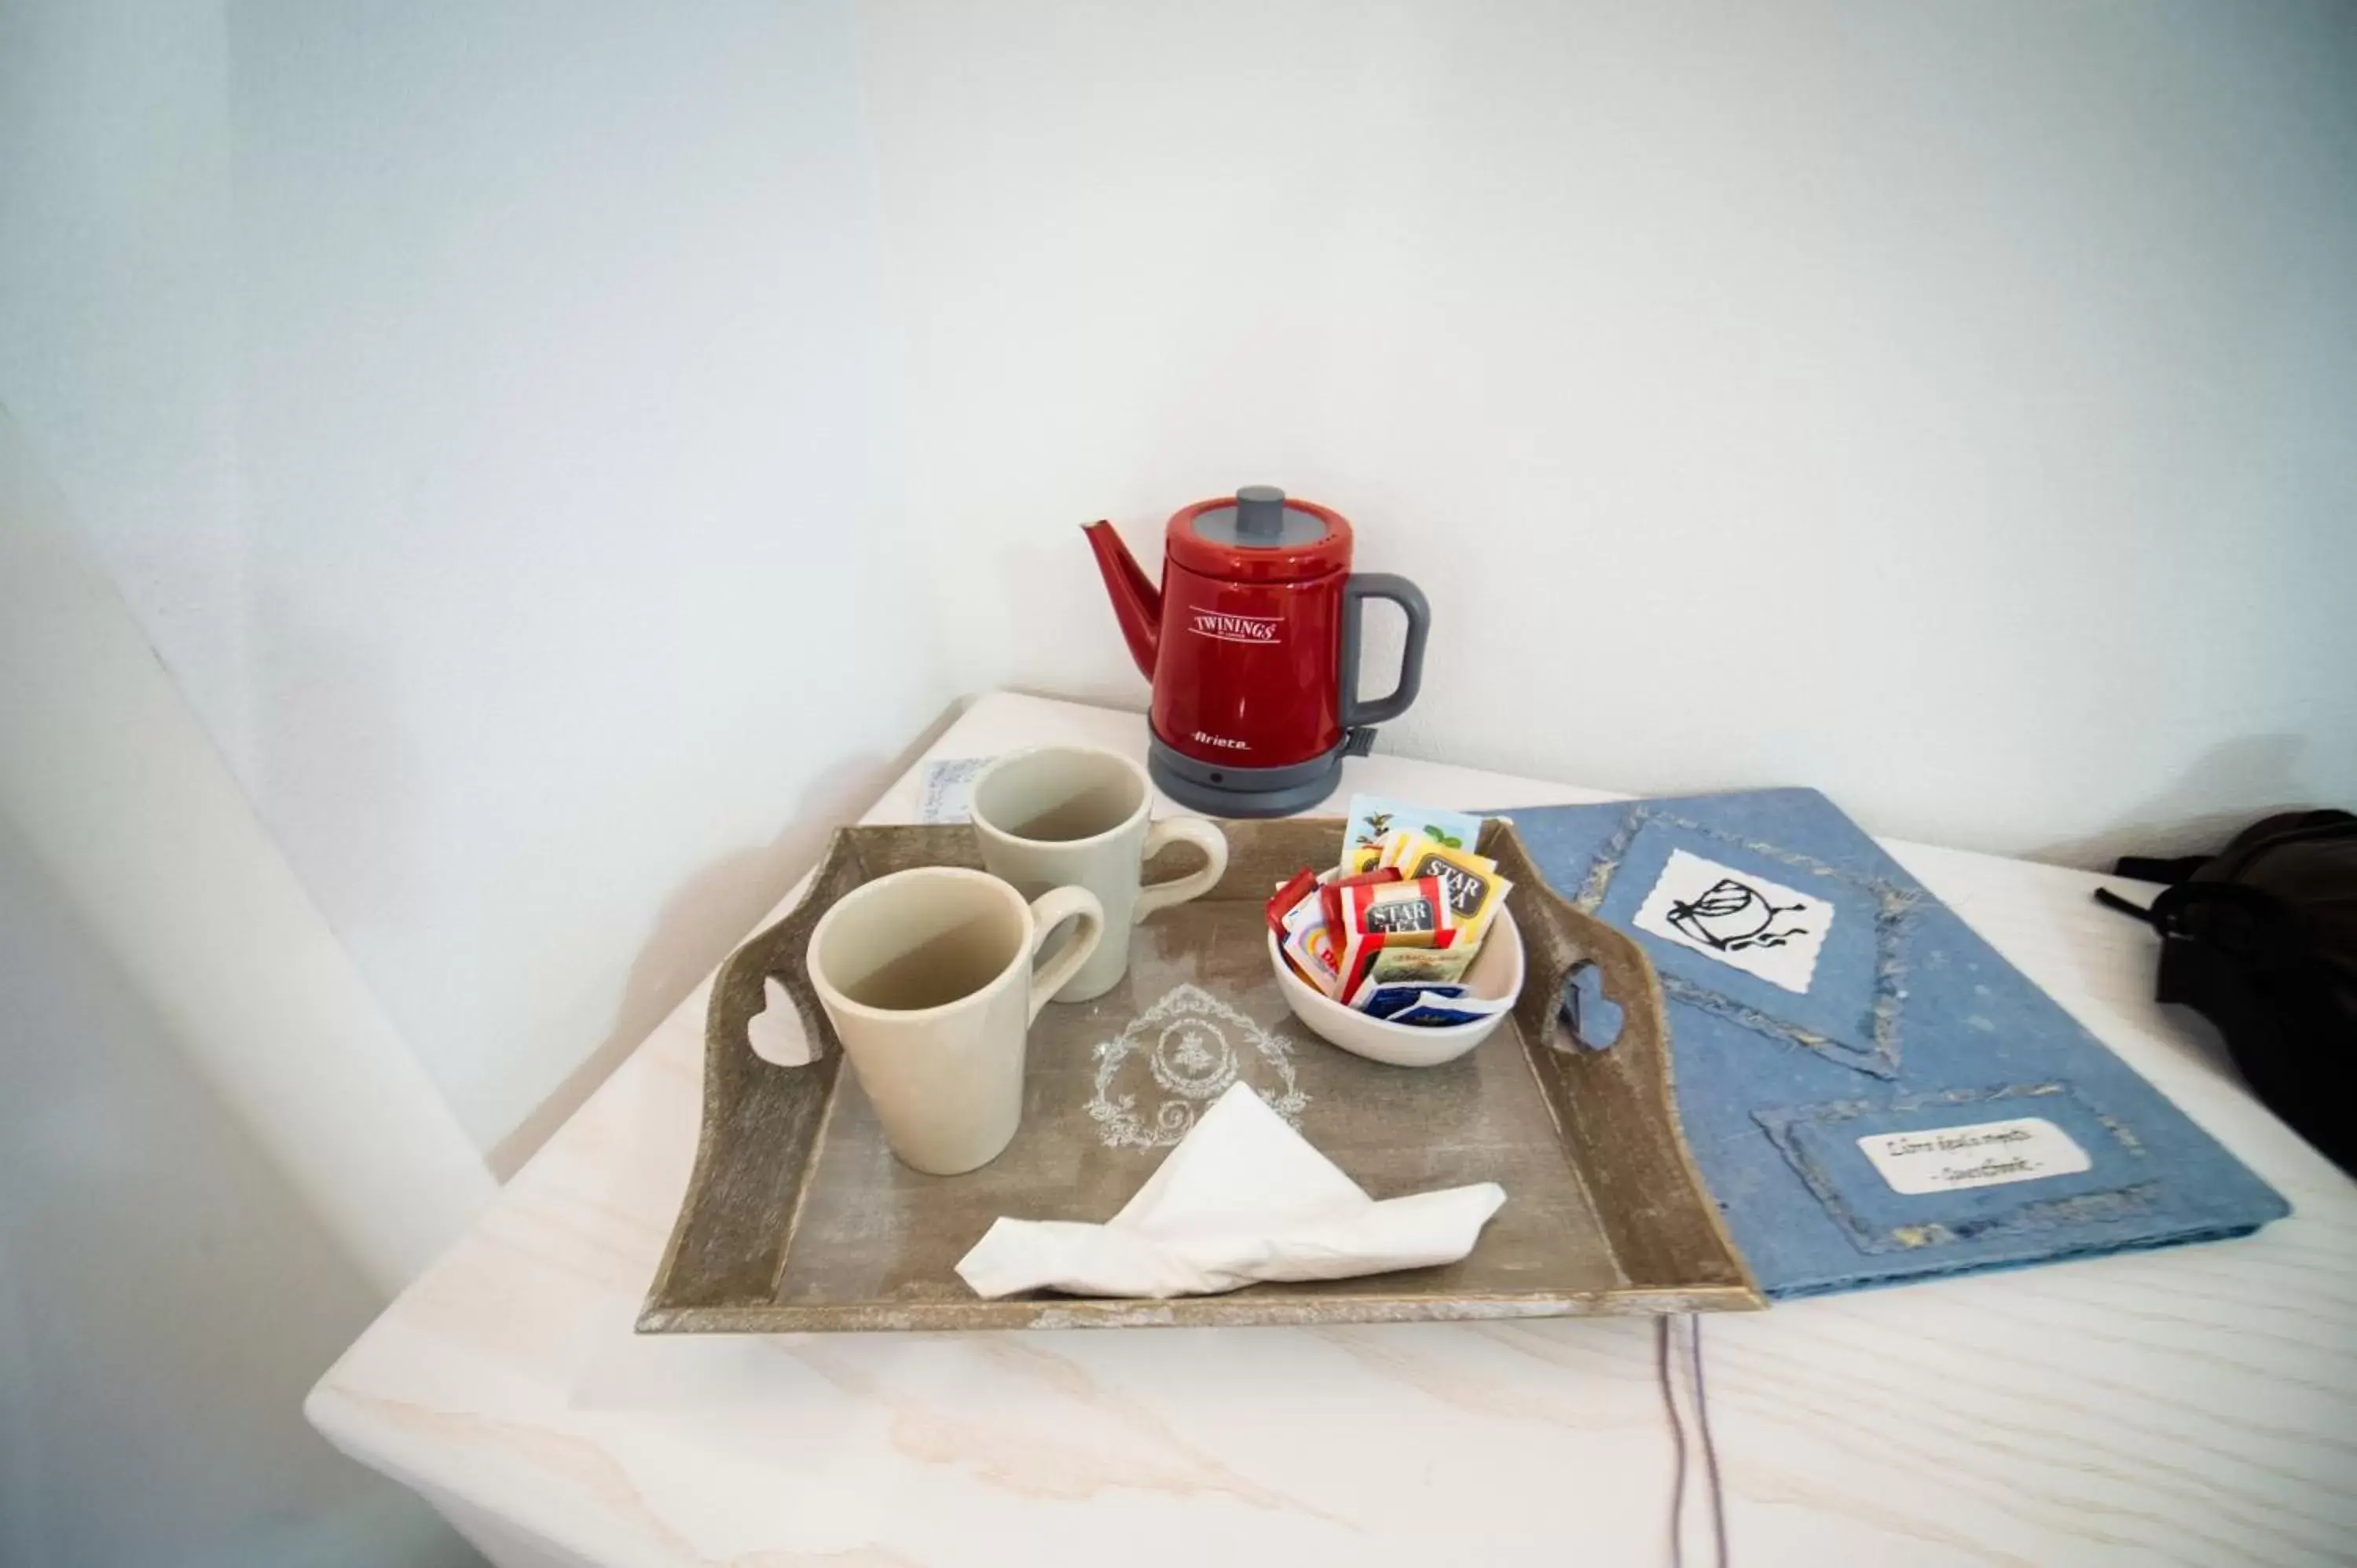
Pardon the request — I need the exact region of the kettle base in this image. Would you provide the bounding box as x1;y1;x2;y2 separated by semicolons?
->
1147;727;1358;818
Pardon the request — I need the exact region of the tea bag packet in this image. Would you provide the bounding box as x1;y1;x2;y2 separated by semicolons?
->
1318;866;1404;944
1338;874;1458;941
1333;875;1466;1000
1340;820;1391;877
1270;866;1353;995
1385;837;1512;945
1360;941;1478;993
1346;981;1514;1026
1266;866;1319;940
1349;978;1469;1018
1281;895;1343;993
1340;796;1485;876
1386;990;1516;1028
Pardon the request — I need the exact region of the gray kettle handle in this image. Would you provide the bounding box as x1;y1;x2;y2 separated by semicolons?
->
1338;573;1431;729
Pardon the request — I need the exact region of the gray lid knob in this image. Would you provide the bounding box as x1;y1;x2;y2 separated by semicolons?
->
1186;485;1329;550
1234;485;1286;538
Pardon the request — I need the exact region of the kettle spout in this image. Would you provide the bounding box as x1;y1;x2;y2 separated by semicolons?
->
1082;520;1160;680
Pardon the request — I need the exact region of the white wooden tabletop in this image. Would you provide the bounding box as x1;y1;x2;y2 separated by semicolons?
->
308;693;2357;1568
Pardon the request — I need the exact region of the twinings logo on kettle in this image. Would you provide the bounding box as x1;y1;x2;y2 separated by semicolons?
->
1187;609;1281;645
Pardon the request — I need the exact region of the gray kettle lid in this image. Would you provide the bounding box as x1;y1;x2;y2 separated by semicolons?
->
1188;485;1331;548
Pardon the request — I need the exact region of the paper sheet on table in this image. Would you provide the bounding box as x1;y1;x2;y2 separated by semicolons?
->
956;1081;1506;1300
916;757;992;823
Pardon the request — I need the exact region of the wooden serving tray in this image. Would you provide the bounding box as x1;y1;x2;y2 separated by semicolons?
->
640;818;1762;1332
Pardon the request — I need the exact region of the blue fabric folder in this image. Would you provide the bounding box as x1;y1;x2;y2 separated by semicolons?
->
1492;788;2287;1299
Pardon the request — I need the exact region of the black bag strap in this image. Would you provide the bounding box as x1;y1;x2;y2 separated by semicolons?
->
2112;853;2209;885
2099;879;2314;970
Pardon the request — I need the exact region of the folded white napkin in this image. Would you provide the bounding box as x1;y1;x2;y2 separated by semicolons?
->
956;1081;1506;1299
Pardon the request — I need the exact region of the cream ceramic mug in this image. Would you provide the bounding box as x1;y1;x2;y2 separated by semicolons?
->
805;866;1104;1175
970;746;1229;1003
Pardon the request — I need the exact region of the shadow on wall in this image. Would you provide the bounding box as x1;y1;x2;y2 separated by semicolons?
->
0;812;482;1568
486;697;970;1177
2031;734;2315;870
255;604;427;925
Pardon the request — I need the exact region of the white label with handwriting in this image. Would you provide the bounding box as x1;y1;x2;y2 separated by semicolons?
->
1857;1117;2092;1195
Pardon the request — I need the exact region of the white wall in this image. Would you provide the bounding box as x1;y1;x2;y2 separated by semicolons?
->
0;0;252;760
4;0;954;1154
0;416;493;1291
6;0;2351;1168
0;811;479;1568
857;0;2357;861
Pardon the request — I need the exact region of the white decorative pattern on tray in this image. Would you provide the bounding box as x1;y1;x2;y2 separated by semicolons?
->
1087;983;1309;1150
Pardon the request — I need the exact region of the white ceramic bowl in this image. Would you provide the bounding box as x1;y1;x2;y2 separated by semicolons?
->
1267;903;1526;1068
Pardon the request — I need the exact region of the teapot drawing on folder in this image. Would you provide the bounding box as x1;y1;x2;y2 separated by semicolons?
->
1666;877;1813;954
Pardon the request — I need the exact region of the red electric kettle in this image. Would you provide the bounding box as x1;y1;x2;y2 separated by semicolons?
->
1083;486;1430;816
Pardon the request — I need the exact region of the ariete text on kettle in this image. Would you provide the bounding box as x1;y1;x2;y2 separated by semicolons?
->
1083;486;1431;816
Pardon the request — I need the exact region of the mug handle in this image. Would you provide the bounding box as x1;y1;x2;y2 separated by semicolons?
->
1133;817;1230;921
1025;886;1106;1024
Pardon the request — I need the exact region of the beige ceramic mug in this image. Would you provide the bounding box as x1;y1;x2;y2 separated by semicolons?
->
805;866;1104;1175
970;746;1229;1002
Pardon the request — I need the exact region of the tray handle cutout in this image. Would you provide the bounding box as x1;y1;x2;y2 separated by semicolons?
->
711;871;838;1072
1483;821;1658;1062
